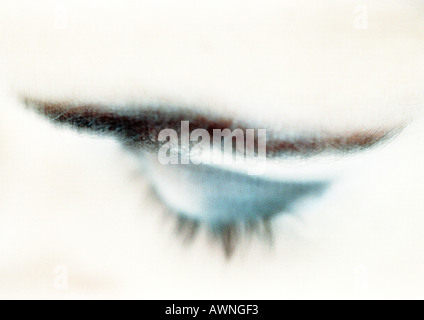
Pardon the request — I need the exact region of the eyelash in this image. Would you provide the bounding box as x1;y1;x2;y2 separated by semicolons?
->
147;182;275;259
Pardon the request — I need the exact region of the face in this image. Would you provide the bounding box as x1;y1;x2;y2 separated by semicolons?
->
0;0;424;299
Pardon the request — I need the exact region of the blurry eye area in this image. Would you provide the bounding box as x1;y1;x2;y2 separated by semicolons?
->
145;155;330;257
24;98;403;257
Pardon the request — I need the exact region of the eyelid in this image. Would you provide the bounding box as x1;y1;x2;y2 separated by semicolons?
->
146;154;329;221
144;153;331;258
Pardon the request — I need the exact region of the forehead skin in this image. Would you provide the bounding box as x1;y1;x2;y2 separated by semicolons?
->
0;0;424;132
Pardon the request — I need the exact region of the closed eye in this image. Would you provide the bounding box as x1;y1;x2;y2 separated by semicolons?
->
144;154;330;257
23;97;405;257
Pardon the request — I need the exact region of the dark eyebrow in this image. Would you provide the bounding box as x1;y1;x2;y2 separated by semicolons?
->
23;98;404;158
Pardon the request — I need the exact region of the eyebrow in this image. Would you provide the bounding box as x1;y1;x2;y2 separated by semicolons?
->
23;98;404;158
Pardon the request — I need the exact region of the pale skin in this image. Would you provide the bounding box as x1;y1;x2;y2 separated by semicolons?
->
0;0;424;298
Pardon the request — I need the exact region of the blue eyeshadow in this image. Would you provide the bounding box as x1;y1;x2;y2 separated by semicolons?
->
146;158;330;226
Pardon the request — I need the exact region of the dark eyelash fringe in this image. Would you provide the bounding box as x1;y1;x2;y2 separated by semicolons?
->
146;182;274;259
174;214;274;259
